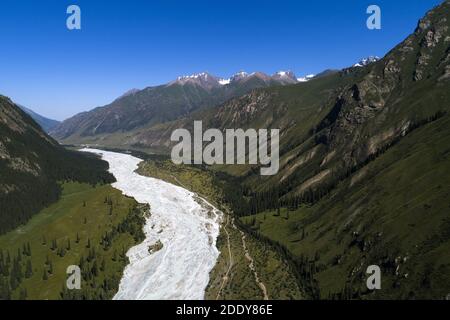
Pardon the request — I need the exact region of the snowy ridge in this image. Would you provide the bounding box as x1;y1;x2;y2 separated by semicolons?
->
81;149;222;300
177;72;211;81
297;74;315;82
353;56;380;67
171;70;315;87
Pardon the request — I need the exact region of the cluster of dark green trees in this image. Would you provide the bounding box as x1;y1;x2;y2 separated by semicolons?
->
59;204;146;300
220;111;448;219
0;243;33;300
227;112;448;299
0;200;146;300
0;97;116;235
101;205;146;251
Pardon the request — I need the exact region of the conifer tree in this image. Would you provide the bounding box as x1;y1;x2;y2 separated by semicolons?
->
49;261;53;274
25;260;33;278
19;288;28;300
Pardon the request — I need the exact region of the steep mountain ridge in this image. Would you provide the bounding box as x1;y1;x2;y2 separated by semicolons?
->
51;70;311;142
0;95;115;234
133;1;450;299
17;104;60;132
195;0;450;198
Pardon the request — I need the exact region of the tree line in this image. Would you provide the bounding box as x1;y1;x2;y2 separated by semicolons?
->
0;109;116;235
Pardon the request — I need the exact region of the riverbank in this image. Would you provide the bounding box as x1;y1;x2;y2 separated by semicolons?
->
137;158;303;299
82;149;222;300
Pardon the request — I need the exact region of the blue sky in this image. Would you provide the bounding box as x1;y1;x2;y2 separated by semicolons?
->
0;0;442;120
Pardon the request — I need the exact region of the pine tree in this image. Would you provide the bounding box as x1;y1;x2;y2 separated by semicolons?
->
51;239;57;251
79;255;85;268
100;259;106;272
58;247;66;258
19;288;28;300
92;261;98;277
25;260;33;278
10;274;18;290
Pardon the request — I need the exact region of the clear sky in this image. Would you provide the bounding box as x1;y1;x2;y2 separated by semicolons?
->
0;0;443;120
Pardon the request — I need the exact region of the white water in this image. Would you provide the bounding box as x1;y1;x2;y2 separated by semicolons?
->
81;149;222;300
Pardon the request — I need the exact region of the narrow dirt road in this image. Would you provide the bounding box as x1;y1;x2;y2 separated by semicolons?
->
215;214;233;300
168;175;234;300
234;219;269;300
169;174;268;300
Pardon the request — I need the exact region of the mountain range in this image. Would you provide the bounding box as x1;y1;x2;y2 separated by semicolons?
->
50;70;319;143
17;105;60;133
51;59;381;152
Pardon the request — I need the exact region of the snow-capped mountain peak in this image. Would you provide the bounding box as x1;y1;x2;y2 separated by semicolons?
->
170;69;317;88
172;72;222;89
177;72;211;81
353;56;380;67
218;78;231;85
272;70;298;84
230;71;249;82
297;74;315;82
275;70;293;77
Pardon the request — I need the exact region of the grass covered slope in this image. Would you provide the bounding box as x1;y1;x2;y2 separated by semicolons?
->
137;159;302;300
241;114;450;299
0;182;147;300
0;96;115;234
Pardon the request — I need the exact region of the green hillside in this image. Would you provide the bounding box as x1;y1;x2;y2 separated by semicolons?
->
0;96;115;234
241;113;450;299
135;1;450;299
0;182;146;300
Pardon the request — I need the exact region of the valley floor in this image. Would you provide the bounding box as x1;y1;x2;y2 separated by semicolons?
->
137;159;303;300
82;149;222;300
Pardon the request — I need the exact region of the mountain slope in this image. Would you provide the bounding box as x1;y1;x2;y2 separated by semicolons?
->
131;0;450;299
241;113;450;299
194;0;450;198
17;105;60;133
219;0;450;299
0;95;115;234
